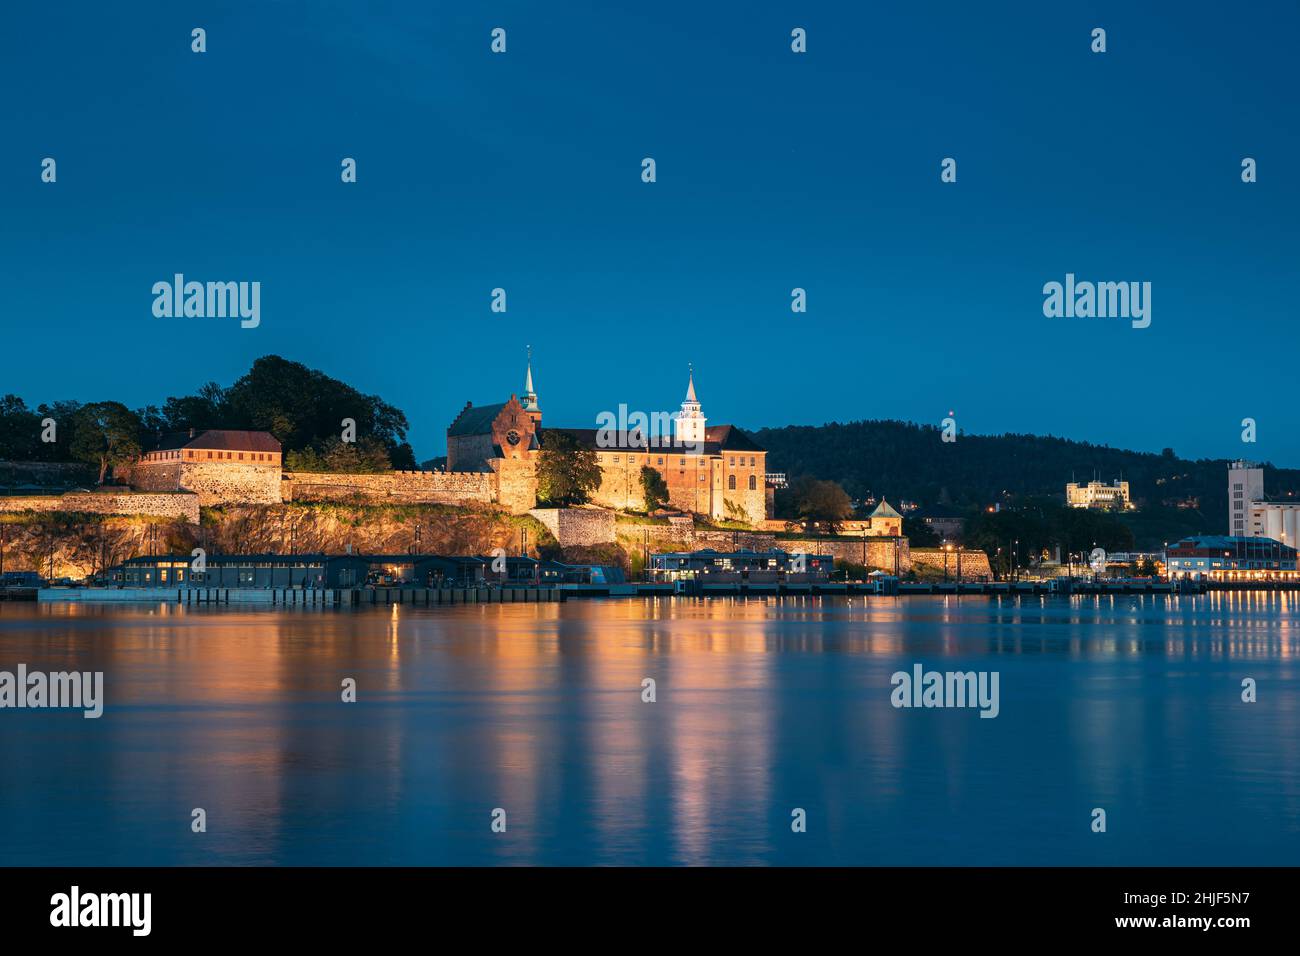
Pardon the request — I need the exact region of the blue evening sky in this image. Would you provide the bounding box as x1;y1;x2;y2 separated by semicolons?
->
1;2;1296;463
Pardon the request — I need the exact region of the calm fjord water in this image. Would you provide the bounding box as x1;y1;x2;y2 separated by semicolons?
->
1;594;1297;866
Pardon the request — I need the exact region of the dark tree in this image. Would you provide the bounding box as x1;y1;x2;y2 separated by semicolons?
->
640;466;671;512
286;436;392;473
791;476;853;534
69;402;142;484
0;395;43;460
902;515;941;547
536;431;601;507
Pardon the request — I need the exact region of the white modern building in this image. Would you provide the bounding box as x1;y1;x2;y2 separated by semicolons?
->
1228;460;1265;536
1229;460;1300;545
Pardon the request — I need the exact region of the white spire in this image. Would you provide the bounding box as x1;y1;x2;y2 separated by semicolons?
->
675;363;705;448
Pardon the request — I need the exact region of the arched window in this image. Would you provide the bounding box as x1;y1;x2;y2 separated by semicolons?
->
748;475;757;491
728;475;736;491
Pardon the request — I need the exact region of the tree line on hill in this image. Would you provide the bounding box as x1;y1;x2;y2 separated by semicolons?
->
754;419;1300;544
0;356;416;481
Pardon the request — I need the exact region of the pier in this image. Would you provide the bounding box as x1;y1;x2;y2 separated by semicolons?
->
18;578;1248;606
38;586;566;606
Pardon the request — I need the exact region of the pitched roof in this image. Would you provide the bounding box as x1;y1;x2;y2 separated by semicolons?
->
870;499;902;519
154;429;281;453
538;426;764;457
541;427;706;452
705;425;764;452
447;402;507;437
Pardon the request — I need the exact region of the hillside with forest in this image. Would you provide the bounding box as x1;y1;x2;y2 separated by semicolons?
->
0;355;417;485
754;420;1300;543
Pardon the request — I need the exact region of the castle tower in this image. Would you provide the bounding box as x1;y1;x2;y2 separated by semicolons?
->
674;366;706;448
522;346;541;424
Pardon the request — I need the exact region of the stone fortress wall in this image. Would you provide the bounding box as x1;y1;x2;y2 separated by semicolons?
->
129;460;282;505
0;490;201;524
529;507;617;547
282;470;496;507
909;548;993;580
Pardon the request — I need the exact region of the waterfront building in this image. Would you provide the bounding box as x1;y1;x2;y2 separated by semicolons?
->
1;571;45;588
363;554;488;587
1105;551;1166;567
109;553;368;588
106;552;625;589
649;548;832;583
1066;478;1133;510
1165;535;1298;581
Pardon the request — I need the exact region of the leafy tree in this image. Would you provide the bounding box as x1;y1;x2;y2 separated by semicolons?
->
157;384;229;436
144;356;416;468
640;465;670;512
536;431;601;507
964;501;1135;578
68;402;142;484
37;401;85;462
791;476;853;534
219;355;415;466
286;437;391;473
0;357;420;469
0;395;42;460
0;398;83;463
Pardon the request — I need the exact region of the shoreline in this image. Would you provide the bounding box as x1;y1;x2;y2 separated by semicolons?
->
12;578;1293;606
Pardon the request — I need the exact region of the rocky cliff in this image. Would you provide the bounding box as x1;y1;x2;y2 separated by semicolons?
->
0;503;556;580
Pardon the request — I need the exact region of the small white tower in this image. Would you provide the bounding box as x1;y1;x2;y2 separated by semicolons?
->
675;365;706;448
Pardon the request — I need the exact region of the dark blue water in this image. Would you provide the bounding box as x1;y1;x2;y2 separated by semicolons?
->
1;593;1298;865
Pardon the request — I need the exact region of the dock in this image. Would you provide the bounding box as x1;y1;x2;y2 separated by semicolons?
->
19;578;1243;606
38;586;566;606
